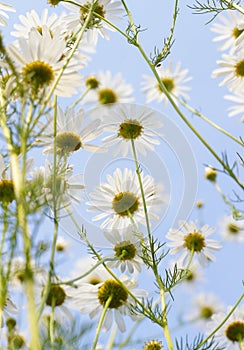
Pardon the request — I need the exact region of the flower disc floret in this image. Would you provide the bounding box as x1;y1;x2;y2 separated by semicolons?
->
225;321;244;342
118;119;143;140
86;76;100;89
98;88;118;104
0;180;15;203
56;132;82;153
114;241;137;261
235;59;244;77
98;279;128;309
22;61;54;91
158;77;175;93
232;27;244;39
80;2;105;29
44;285;66;307
184;232;205;252
200;306;214;319
112;192;140;216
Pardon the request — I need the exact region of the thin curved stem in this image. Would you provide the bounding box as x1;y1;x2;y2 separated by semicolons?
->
92;295;112;350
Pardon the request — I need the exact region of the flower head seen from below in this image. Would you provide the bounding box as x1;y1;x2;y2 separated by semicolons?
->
74;275;147;332
84;70;134;105
141;61;192;106
37;106;105;155
100;103;163;156
87;167;163;229
219;215;244;242
62;0;124;44
187;293;224;327
5;26;83;98
11;9;66;39
211;10;244;51
206;304;244;349
103;225;144;273
212;48;244;93
0;2;15;27
166;221;222;267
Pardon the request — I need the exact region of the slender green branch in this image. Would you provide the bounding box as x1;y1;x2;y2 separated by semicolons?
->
178;97;244;147
92;295;112;350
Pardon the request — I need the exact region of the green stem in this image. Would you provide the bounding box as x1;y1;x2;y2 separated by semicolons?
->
222;0;244;14
92;295;112;350
178;97;244;146
195;292;244;349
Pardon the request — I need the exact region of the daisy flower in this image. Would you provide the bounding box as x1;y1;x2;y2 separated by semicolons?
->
211;48;244;93
37;275;76;321
206;304;244;349
166;221;222;267
0;2;15;27
37;106;105;155
99;103;163;156
62;0;124;44
141;61;192;106
219;215;244;242
103;225;144;273
11;9;66;39
87;167;163;229
84;70;134;105
56;236;71;253
31;161;85;209
73;275;147;332
187;293;224;327
224;91;244;121
0;296;18;327
211;10;244;51
5;26;83;98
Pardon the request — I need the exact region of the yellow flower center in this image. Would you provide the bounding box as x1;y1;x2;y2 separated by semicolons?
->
184;231;205;252
232;26;244;39
118;119;143;140
235;59;244;78
225;321;244;342
44;285;66;307
227;223;240;235
98;88;117;104
114;241;136;261
80;2;105;29
200;306;214;319
56;132;82;153
158;77;175;93
98;279;128;309
23;61;54;93
112;191;140;217
0;179;15;204
86;76;100;89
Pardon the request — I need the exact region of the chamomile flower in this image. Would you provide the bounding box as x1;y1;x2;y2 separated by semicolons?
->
187;293;224;327
219;215;244;242
166;221;222;267
11;9;66;39
100;103;163;156
103;226;144;273
0;2;15;27
84;70;134;105
37;106;105;155
206;304;244;349
73;275;147;332
224;91;244;121
5;26;83;98
211;48;244;92
87;167;163;229
31;161;85;209
141;61;192;106
211;10;244;51
62;0;124;44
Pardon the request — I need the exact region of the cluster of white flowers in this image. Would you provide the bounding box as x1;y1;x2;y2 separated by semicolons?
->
0;1;243;349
